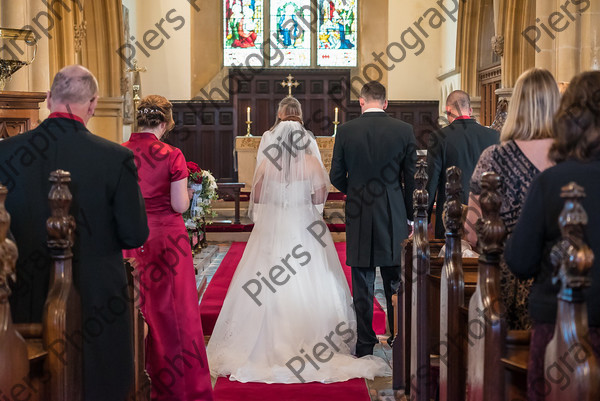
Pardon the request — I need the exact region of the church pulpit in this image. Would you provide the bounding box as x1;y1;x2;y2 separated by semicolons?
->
0;91;46;138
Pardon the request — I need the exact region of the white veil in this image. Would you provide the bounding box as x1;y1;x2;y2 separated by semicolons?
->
248;120;329;223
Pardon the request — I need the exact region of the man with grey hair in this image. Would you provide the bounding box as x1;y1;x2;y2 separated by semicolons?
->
426;90;499;238
0;65;149;400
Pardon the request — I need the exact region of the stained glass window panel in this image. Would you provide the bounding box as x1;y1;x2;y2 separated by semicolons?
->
269;0;311;67
224;0;265;67
317;0;358;67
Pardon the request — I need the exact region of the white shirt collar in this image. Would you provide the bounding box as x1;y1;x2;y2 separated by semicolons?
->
363;107;385;113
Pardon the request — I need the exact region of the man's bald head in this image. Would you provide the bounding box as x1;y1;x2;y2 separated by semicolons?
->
50;65;98;105
445;90;472;122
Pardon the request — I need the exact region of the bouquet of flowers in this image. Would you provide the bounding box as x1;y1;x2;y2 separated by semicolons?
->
184;162;218;231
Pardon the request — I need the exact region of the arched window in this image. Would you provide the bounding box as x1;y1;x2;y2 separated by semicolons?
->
223;0;358;68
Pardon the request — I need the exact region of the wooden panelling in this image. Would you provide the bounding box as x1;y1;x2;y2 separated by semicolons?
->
168;70;439;182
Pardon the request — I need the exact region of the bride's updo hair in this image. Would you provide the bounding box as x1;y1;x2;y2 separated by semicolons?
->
137;95;175;131
271;96;303;130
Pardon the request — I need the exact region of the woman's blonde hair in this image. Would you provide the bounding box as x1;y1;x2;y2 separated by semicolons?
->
270;96;303;130
500;68;560;142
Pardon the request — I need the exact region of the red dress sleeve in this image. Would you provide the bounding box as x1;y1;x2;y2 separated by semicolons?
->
170;148;189;182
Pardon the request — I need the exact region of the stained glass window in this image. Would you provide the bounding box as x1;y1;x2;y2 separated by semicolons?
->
269;0;311;67
224;0;265;67
317;0;358;67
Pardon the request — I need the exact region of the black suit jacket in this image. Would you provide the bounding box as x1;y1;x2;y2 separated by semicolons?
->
0;117;149;400
426;118;499;238
330;112;416;267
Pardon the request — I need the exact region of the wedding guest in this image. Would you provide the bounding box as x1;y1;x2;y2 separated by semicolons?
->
466;68;560;330
123;95;213;401
0;65;148;401
426;90;499;239
505;70;600;401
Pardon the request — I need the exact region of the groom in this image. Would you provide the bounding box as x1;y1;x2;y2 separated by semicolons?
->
330;81;417;356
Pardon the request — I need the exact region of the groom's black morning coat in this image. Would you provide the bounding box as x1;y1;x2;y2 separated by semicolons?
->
330;111;417;267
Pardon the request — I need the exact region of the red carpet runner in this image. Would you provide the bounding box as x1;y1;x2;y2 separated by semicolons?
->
213;377;371;401
199;242;387;336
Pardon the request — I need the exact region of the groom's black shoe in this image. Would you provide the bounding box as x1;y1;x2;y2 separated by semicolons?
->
356;344;376;357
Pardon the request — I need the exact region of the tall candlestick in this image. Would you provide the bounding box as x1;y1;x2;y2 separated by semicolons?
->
333;107;340;137
245;106;253;137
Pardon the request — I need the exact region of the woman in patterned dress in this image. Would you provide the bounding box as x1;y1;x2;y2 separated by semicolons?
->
465;68;560;330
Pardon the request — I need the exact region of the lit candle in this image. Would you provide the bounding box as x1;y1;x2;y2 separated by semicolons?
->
247;106;251;121
334;107;339;122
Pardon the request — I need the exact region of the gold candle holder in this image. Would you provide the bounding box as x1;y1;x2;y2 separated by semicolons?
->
333;107;340;137
245;120;253;137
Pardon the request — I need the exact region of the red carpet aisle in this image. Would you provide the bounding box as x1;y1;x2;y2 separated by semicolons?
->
213;377;371;401
199;242;386;336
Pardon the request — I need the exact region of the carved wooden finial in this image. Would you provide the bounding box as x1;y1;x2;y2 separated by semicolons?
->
476;172;506;256
47;170;76;250
413;160;428;217
443;166;463;235
0;185;18;298
551;182;594;300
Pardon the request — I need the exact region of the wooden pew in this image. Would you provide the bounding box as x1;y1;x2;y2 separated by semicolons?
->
2;170;83;401
0;184;29;400
406;159;431;399
43;169;83;400
543;182;600;400
126;260;151;401
393;159;444;393
466;172;507;401
439;166;467;401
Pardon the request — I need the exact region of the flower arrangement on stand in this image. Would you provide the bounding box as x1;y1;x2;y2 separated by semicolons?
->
183;161;219;249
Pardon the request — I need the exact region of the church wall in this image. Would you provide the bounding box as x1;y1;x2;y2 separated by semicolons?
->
128;0;193;100
387;0;457;101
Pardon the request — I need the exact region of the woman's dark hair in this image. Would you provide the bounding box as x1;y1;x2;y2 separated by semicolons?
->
550;71;600;163
137;95;175;131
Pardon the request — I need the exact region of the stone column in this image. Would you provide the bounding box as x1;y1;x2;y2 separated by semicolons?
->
579;1;600;72
534;0;557;75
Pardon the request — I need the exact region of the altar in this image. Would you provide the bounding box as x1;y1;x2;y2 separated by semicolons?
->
235;135;337;192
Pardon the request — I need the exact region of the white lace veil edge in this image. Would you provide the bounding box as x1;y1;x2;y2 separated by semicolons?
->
248;121;329;222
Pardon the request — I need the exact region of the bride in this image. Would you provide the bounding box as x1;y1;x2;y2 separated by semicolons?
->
207;97;391;384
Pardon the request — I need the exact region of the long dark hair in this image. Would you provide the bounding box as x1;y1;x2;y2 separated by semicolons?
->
549;71;600;163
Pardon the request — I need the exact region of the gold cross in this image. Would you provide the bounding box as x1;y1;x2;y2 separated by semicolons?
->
281;74;300;97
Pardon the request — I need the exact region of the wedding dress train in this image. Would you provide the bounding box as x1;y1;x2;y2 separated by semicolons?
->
206;121;391;383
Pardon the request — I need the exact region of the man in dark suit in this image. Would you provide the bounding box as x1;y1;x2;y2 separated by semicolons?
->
426;90;499;239
0;65;149;400
330;81;416;356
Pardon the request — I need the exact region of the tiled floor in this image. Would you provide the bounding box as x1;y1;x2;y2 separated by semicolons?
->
195;242;406;400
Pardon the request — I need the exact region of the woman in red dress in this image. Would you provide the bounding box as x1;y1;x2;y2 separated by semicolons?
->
123;95;213;401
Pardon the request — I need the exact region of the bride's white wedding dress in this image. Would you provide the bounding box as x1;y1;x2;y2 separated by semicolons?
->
206;121;391;383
